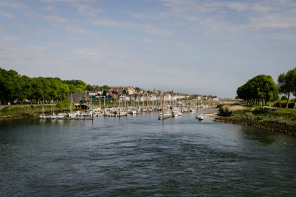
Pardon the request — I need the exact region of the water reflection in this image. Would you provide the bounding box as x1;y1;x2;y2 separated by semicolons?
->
240;126;277;145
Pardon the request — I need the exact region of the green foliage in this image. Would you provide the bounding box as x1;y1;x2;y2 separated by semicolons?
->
62;80;86;87
281;96;288;100
220;106;296;133
0;68;21;103
229;106;296;121
273;109;296;121
101;85;110;90
0;67;92;103
56;101;71;109
277;67;296;108
76;84;86;92
86;84;93;91
0;104;60;120
237;74;279;105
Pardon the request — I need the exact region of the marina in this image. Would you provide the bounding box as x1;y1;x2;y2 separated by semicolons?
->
39;102;214;121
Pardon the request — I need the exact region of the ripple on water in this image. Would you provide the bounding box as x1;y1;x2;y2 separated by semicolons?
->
1;113;296;196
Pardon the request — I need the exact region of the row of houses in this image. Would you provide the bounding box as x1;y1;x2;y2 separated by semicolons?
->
67;86;219;106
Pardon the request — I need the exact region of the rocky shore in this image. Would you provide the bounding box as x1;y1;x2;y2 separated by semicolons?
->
214;116;296;136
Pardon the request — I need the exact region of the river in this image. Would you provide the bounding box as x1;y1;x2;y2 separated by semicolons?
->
0;111;296;196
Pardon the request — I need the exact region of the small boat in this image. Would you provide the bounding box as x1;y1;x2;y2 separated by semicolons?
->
190;108;196;112
196;114;204;120
56;113;65;119
50;113;57;119
39;113;46;119
172;110;182;117
128;110;137;115
158;111;172;120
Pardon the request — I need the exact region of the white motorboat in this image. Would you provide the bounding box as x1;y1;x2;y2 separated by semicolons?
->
196;114;204;120
56;113;65;119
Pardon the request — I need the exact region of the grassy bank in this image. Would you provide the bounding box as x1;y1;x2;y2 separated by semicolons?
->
0;104;69;121
215;105;296;136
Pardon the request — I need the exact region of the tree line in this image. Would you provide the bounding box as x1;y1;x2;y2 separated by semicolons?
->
0;67;109;104
236;67;296;108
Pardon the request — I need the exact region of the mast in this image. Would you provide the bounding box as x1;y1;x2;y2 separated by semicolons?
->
70;93;73;115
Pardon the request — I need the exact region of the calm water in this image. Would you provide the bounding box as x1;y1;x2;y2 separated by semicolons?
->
1;111;296;196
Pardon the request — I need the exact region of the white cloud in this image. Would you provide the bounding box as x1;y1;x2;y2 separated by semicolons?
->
156;0;296;42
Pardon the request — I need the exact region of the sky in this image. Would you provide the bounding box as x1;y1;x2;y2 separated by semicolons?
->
1;0;296;98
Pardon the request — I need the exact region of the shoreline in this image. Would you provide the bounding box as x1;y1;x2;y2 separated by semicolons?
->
214;117;296;136
215;105;296;136
0;105;65;121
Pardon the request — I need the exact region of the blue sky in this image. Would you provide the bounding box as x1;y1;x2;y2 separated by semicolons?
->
1;0;296;98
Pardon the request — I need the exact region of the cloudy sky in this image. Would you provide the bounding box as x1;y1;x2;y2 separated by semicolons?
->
1;0;296;98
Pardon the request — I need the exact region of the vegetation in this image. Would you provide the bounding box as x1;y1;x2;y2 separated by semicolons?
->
236;68;296;109
0;104;52;120
277;68;296;108
56;101;71;109
226;68;296;136
101;85;111;90
236;74;279;106
0;67;100;104
216;105;296;136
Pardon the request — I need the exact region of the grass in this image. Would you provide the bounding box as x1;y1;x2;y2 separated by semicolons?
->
0;104;69;120
217;104;296;135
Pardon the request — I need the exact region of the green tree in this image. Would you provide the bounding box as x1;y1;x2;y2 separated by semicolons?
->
289;68;296;108
62;79;86;87
47;78;59;101
76;84;86;92
101;85;110;90
237;74;278;106
31;77;51;102
0;68;20;103
18;75;32;102
278;68;296;108
86;84;93;91
57;83;70;101
68;84;77;93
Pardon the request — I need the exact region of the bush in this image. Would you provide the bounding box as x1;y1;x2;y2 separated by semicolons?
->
244;112;255;120
56;101;70;109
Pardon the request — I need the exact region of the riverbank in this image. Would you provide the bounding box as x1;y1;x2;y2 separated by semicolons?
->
0;105;66;121
214;105;296;136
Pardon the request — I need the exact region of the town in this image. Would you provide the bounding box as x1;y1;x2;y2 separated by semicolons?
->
38;86;220;120
69;86;219;110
